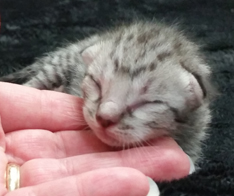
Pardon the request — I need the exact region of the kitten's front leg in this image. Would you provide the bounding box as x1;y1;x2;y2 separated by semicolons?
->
0;60;72;92
23;66;67;92
24;78;65;92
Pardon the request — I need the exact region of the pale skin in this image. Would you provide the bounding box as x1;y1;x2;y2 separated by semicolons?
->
0;82;190;196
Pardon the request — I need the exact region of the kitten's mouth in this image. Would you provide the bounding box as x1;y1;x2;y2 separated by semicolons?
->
90;124;134;147
83;108;145;146
96;126;142;147
98;127;126;146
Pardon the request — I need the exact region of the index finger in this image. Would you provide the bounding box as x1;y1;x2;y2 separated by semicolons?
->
0;82;87;132
5;168;149;196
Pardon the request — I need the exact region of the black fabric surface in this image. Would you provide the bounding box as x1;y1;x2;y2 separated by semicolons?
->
1;1;234;195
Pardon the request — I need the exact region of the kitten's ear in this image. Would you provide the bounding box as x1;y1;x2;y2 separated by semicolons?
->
81;43;102;65
186;69;217;111
187;73;204;110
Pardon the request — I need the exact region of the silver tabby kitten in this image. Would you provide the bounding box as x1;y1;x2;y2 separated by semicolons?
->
0;21;215;163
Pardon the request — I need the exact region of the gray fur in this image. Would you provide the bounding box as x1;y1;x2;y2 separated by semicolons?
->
0;21;216;164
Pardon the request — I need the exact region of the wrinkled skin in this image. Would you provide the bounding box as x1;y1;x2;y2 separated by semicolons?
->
0;82;190;196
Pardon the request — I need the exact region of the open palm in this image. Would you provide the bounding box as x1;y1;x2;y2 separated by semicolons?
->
0;83;190;196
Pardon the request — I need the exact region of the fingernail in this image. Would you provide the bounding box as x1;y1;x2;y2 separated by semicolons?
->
178;146;196;175
187;155;195;174
146;177;160;196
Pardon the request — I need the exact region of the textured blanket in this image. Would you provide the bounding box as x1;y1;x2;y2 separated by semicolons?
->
1;0;234;195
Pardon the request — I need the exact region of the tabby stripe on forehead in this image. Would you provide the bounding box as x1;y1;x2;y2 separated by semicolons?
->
114;59;119;72
139;49;146;58
180;61;206;97
119;66;130;75
131;66;147;78
137;33;147;44
174;42;182;52
149;62;157;71
127;34;134;41
157;51;172;62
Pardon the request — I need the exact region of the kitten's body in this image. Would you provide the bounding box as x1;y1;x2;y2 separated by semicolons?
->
0;22;215;163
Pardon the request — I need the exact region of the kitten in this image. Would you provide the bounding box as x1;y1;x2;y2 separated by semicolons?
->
0;21;216;163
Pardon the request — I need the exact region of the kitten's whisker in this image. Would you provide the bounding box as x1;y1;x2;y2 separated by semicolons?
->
59;111;87;127
0;21;213;166
143;139;154;147
142;139;156;176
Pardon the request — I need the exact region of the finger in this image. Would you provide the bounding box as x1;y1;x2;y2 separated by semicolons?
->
6;168;149;196
0;82;86;133
5;129;110;163
0;118;8;195
0;148;7;196
0;117;6;151
20;137;190;186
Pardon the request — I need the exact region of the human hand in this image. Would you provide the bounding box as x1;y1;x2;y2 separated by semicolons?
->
0;82;191;195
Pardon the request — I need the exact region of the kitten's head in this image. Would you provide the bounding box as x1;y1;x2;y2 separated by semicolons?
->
81;25;211;147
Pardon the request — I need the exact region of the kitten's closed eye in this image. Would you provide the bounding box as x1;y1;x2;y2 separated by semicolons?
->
82;75;101;101
1;21;214;164
127;100;164;112
87;75;101;90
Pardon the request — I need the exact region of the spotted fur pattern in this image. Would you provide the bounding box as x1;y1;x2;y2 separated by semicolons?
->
0;21;216;163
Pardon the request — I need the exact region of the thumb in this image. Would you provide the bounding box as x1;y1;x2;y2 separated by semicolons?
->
0;116;8;195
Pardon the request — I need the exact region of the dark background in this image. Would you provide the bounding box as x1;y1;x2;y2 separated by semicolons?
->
1;0;234;195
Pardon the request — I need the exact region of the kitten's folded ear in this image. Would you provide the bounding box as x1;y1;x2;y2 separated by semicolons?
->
187;73;204;110
187;71;217;110
81;43;102;65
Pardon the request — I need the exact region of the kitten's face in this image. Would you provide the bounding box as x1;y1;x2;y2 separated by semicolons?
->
81;41;204;147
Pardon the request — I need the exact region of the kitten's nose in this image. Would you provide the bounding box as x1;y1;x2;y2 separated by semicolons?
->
96;115;115;128
96;101;122;128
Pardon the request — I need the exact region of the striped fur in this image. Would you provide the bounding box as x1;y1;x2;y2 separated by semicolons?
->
0;21;216;163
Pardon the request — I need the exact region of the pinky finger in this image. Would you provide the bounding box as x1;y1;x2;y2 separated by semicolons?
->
5;167;149;196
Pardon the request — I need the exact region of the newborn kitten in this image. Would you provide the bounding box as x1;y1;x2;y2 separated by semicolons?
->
0;21;215;163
